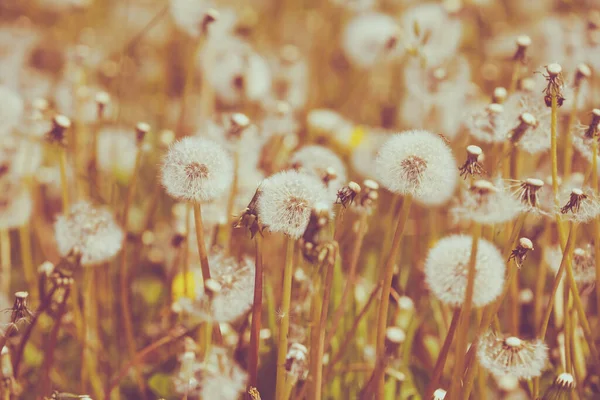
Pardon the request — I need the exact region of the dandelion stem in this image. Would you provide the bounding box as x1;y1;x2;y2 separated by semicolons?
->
550;91;560;206
59;146;70;212
563;283;572;373
314;244;338;400
0;230;10;296
449;223;481;398
591;140;600;335
426;308;461;398
275;237;295;400
374;194;413;399
18;225;35;299
248;234;263;390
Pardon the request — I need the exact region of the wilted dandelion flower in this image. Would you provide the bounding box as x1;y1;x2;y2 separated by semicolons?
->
544;243;596;284
559;188;600;223
0;178;32;229
54;201;124;266
375;130;457;206
0;85;23;136
341;13;401;68
97;127;138;183
257;170;329;239
477;332;548;379
290;145;347;200
424;234;505;307
451;180;523;225
161;137;233;202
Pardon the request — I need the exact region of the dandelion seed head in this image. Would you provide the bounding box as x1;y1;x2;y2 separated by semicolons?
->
465;102;509;144
424;234;505;307
342;13;401;68
161;137;233;202
376;130;457;206
290;145;347;200
0;86;23;136
54;201;124;266
559;188;600;223
257;170;329;239
452;179;523;225
477;332;548;379
200;347;248;400
544;243;596;284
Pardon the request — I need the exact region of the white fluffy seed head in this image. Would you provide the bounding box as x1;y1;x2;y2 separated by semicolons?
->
375;130;457;206
54;201;124;266
424;234;505;307
477;332;548;379
161;137;233;202
342;13;401;68
257;170;329;239
544;243;596;284
451;180;523;225
290;145;347;200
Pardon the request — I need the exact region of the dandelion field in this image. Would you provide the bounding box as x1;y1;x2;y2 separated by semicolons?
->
2;0;600;399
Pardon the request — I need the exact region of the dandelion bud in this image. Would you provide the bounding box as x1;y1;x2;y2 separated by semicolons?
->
459;145;485;179
477;332;548;379
509;113;537;143
135;122;150;142
385;327;406;356
285;343;308;382
47;114;71;145
376;130;457;206
584;108;600;139
541;373;574;399
512;35;531;63
492;87;507;104
425;235;505;307
257;170;328;239
508;237;534;267
574;64;591;89
54;201;124;266
11;291;33;324
161;137;234;203
432;388;447;400
336;181;361;208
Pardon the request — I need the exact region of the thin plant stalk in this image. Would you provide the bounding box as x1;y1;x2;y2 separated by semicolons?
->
591;140;600;332
563;284;572;373
248;234;263;389
117;143;146;395
374;194;413;398
325;212;368;352
449;222;481;398
313;245;338;400
502;213;526;335
275;237;295;400
225;153;239;252
562;84;581;177
0;230;10;295
18;225;36;299
550;91;560;205
426;308;461;398
59;146;70;212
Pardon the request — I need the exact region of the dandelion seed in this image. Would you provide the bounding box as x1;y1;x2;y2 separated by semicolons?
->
257;170;329;239
424;234;505;307
54;201;124;266
161;137;234;203
478;332;548;379
375;130;457;206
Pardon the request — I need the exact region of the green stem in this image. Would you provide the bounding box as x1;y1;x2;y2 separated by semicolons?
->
275;237;295;400
374;195;413;399
248;235;263;390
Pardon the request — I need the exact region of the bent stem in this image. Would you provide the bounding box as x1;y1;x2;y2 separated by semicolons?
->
248;234;264;390
275;237;295;400
449;223;481;398
374;194;413;399
426;308;461;398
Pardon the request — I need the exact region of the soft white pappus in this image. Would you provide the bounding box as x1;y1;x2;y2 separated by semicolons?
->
401;3;462;67
477;332;548;379
161;137;233;202
54;201;124;266
200;37;272;106
465;102;510;144
200;347;248;400
544;244;596;285
257;170;329;239
401;56;472;141
290;145;348;200
558;188;600;223
375;130;458;206
451;180;524;225
503;91;551;155
572;123;600;173
97;127;138;183
169;0;212;38
0;86;24;136
424;234;505;307
0;179;33;229
342;12;402;68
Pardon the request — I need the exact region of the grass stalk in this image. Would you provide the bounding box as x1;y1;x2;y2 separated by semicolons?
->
275;237;295;400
